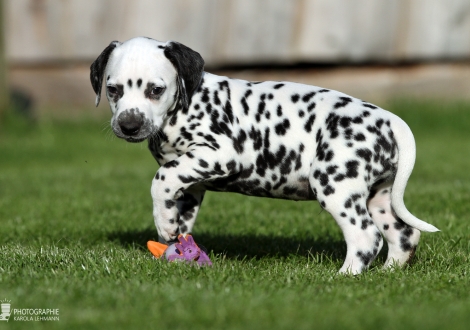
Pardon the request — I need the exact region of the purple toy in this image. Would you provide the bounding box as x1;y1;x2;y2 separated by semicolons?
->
147;234;212;266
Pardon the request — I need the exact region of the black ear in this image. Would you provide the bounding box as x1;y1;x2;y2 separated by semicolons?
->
90;41;121;106
164;41;205;109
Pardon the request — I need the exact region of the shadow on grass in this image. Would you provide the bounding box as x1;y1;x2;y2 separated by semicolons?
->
107;227;349;261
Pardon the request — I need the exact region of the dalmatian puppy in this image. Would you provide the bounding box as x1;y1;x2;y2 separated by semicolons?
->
90;37;439;274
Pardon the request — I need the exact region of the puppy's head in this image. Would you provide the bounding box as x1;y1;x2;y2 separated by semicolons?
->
90;37;204;142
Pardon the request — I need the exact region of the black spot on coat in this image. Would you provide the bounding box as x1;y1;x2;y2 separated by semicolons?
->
334;97;352;109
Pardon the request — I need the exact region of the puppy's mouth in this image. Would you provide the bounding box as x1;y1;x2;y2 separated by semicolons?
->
124;136;147;143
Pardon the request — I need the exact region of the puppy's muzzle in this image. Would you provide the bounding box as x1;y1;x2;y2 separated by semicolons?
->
117;109;144;136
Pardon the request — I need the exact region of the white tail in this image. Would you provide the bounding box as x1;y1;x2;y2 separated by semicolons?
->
389;115;439;232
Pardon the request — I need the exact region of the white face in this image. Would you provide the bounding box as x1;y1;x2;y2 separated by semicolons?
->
104;38;179;142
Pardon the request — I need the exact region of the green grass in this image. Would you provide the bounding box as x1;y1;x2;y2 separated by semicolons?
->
0;100;469;329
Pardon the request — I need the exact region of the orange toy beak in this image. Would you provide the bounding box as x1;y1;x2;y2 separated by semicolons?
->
147;240;169;258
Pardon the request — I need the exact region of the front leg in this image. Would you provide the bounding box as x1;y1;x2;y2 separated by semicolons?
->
155;188;205;244
151;149;236;242
176;188;205;236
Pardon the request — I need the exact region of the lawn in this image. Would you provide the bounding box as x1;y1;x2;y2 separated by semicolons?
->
0;100;469;329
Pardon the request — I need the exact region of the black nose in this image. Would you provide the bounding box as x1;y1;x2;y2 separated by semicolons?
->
118;109;144;136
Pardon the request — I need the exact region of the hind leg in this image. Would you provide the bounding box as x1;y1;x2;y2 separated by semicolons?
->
311;174;383;274
367;181;420;268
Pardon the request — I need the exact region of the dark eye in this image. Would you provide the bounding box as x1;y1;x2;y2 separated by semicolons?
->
151;87;165;96
107;86;118;94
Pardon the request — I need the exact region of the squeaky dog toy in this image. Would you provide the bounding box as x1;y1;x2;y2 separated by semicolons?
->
147;234;212;266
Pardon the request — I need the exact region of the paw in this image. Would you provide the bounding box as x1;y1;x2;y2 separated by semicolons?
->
155;219;179;242
338;263;363;275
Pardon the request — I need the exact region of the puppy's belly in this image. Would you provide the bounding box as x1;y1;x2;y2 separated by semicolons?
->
203;173;315;201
